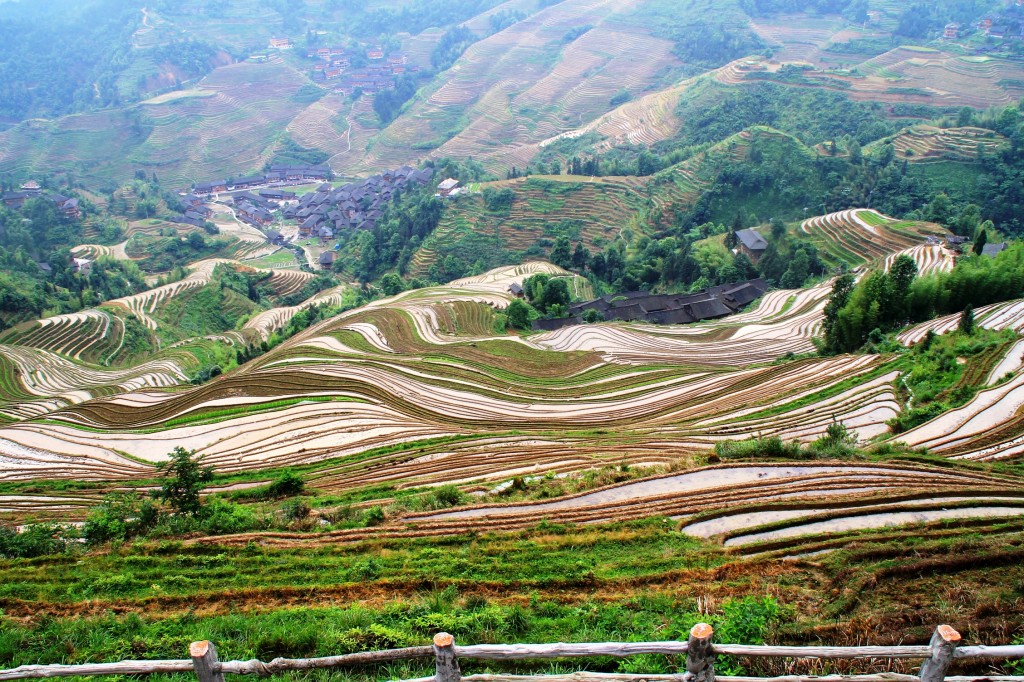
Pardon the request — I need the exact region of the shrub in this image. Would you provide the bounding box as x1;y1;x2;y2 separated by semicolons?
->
363;506;386;527
266;470;306;498
0;523;73;558
281;500;311;522
83;493;158;546
715;436;803;460
809;420;859;458
425;485;467;509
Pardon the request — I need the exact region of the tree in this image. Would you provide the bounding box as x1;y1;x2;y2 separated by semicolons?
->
780;250;810;288
153;447;215;517
506;299;532;329
571;242;589;271
549;236;572;269
959;304;975;335
769;218;786;241
973;227;988;256
380;272;405;296
539;278;570;314
822;273;855;352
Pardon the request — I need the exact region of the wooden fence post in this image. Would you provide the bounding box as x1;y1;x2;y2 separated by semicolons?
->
434;632;461;682
920;625;961;682
686;623;715;682
189;641;225;682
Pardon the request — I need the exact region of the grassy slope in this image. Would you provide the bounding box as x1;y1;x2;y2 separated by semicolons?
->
1;515;1023;679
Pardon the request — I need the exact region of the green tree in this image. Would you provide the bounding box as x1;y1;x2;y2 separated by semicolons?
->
380;272;406;296
959;304;975;335
539;278;570;314
822;274;855;353
153;447;215;517
506;299;532;329
973;228;988;256
927;192;952;226
779;250;810;288
571;242;589;271
549;236;572;269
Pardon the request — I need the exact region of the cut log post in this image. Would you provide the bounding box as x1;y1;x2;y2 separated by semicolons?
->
686;623;715;682
190;641;225;682
920;625;961;682
435;633;462;682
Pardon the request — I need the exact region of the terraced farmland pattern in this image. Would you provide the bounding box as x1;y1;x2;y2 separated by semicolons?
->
1;202;1022;545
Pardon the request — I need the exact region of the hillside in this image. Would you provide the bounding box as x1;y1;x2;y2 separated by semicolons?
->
2;0;1022;188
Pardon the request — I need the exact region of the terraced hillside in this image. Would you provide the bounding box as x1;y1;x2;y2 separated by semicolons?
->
0;232;1019;481
800;208;947;268
336;0;687;176
868;125;1010;163
410;175;651;277
415;126;819;276
2;219;1024;549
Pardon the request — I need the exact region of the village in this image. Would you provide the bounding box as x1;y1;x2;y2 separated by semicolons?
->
181;165;458;271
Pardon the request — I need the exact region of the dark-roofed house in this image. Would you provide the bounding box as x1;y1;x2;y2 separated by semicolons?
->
2;191;28;209
300;215;319;235
508;282;524;298
550;278;770;331
233;175;266;189
735;228;768;262
981;242;1007;258
318;251;336;269
266;230;284;244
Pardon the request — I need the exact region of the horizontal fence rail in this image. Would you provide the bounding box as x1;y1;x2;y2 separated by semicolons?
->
0;624;1022;682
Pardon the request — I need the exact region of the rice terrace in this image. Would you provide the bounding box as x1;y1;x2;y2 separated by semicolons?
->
1;0;1024;679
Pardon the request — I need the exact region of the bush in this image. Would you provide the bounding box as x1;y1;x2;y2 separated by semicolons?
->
0;523;74;558
266;470;306;498
715;436;803;460
808;420;859;458
83;493;159;545
363;506;386;527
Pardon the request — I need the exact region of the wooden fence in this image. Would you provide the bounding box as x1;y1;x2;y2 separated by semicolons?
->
1;624;1023;682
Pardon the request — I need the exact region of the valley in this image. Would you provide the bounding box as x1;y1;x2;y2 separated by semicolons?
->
1;0;1024;677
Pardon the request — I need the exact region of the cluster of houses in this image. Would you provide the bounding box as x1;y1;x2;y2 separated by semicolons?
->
191;164;333;197
173;193;214;228
307;45;415;95
528;279;771;331
284;165;434;240
1;181;81;219
947;3;1024;41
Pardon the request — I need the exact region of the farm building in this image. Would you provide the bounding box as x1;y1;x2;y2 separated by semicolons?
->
318;251;336;269
19;180;41;196
539;278;770;330
508;283;524;298
1;191;29;209
736;228;768;261
269;37;292;49
437;178;460;197
981;242;1008;258
73;258;93;275
944;22;961;38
